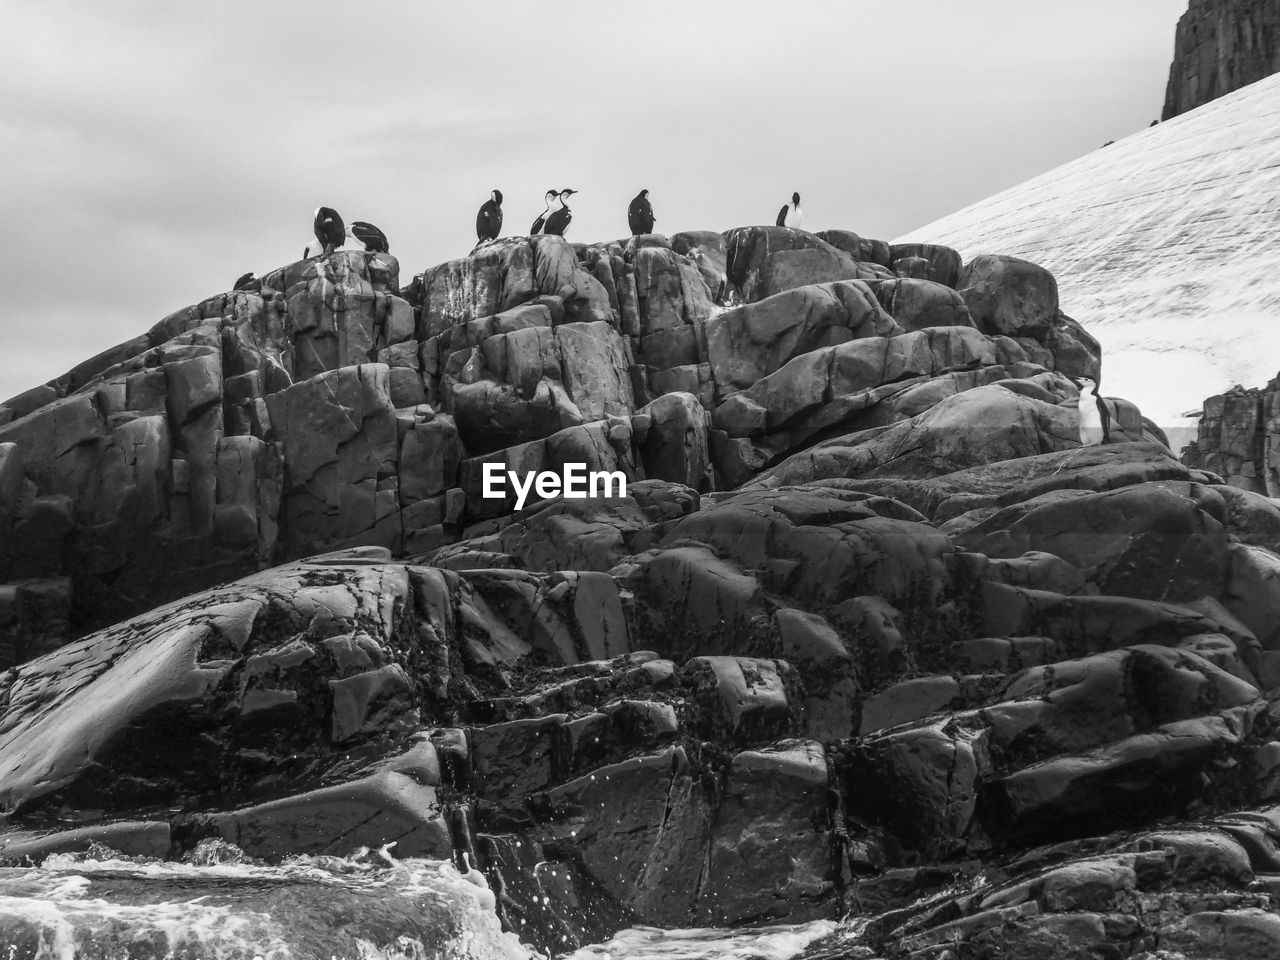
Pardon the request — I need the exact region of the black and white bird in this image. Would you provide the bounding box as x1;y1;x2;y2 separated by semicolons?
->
776;192;803;229
628;189;655;235
1073;376;1112;445
304;206;346;258
349;221;389;253
475;189;504;245
232;272;258;292
543;188;576;237
531;189;559;235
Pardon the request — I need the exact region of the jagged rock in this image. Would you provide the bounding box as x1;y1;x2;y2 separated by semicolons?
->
704;281;901;393
959;254;1059;341
869;277;973;331
638;391;712;490
4;225;1278;956
724;226;864;303
888;242;963;288
697;740;833;923
1163;0;1280;119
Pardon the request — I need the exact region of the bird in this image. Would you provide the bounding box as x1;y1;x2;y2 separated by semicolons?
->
530;189;559;235
232;272;258;291
776;192;803;229
543;188;576;236
475;190;504;246
628;189;655;235
349;221;389;253
1073;376;1112;445
304;206;346;258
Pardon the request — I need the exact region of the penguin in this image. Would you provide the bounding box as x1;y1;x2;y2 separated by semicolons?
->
776;192;803;229
531;189;559;235
475;190;504;245
349;221;389;253
1073;376;1112;445
232;272;258;292
628;189;655;235
543;188;576;237
304;206;346;258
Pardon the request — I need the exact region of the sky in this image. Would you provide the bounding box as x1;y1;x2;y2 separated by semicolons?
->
0;0;1187;403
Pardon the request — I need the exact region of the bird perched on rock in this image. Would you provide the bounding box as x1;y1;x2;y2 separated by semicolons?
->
304;206;346;258
544;188;576;236
349;221;389;253
1073;376;1112;445
232;272;259;292
776;192;803;229
531;189;559;235
628;189;655;235
475;190;504;247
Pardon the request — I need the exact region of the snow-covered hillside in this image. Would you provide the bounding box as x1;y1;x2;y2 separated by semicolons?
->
897;71;1280;446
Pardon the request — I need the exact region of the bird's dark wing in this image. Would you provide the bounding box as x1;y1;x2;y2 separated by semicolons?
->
318;208;346;247
351;221;388;253
478;201;503;240
776;204;788;227
546;208;571;236
531;214;546;235
628;199;642;235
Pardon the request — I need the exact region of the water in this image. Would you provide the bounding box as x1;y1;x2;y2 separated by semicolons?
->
0;849;850;960
0;848;535;960
561;921;840;960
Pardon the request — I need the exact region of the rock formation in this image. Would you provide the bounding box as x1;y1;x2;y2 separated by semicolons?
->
4;225;1280;958
895;71;1280;440
1183;378;1280;496
1163;0;1280;119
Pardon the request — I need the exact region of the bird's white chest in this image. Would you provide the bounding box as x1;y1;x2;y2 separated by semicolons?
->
785;204;804;228
1078;394;1105;445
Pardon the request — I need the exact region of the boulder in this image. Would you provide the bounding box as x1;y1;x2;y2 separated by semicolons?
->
959;254;1059;340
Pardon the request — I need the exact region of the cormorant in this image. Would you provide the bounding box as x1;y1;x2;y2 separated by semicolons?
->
543;188;576;237
531;189;558;234
304;206;346;258
476;190;504;245
232;272;258;291
628;189;655;235
350;221;389;253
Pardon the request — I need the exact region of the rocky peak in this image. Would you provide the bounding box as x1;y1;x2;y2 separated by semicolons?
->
7;225;1276;959
1163;0;1280;119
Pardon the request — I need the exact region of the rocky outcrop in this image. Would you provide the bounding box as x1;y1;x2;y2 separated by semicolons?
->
1163;0;1280;120
0;233;1099;666
1183;380;1280;494
8;224;1272;959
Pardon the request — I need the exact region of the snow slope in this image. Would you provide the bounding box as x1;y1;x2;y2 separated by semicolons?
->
897;72;1280;441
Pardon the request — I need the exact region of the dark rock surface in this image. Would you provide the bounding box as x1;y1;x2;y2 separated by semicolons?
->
1183;380;1280;495
2;225;1277;958
1163;0;1280;120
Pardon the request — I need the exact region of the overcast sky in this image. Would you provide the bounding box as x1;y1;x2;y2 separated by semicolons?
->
0;0;1186;402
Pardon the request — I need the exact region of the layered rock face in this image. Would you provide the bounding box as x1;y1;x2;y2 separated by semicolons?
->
1163;0;1280;119
1183;379;1280;495
4;227;1280;958
0;230;1100;667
